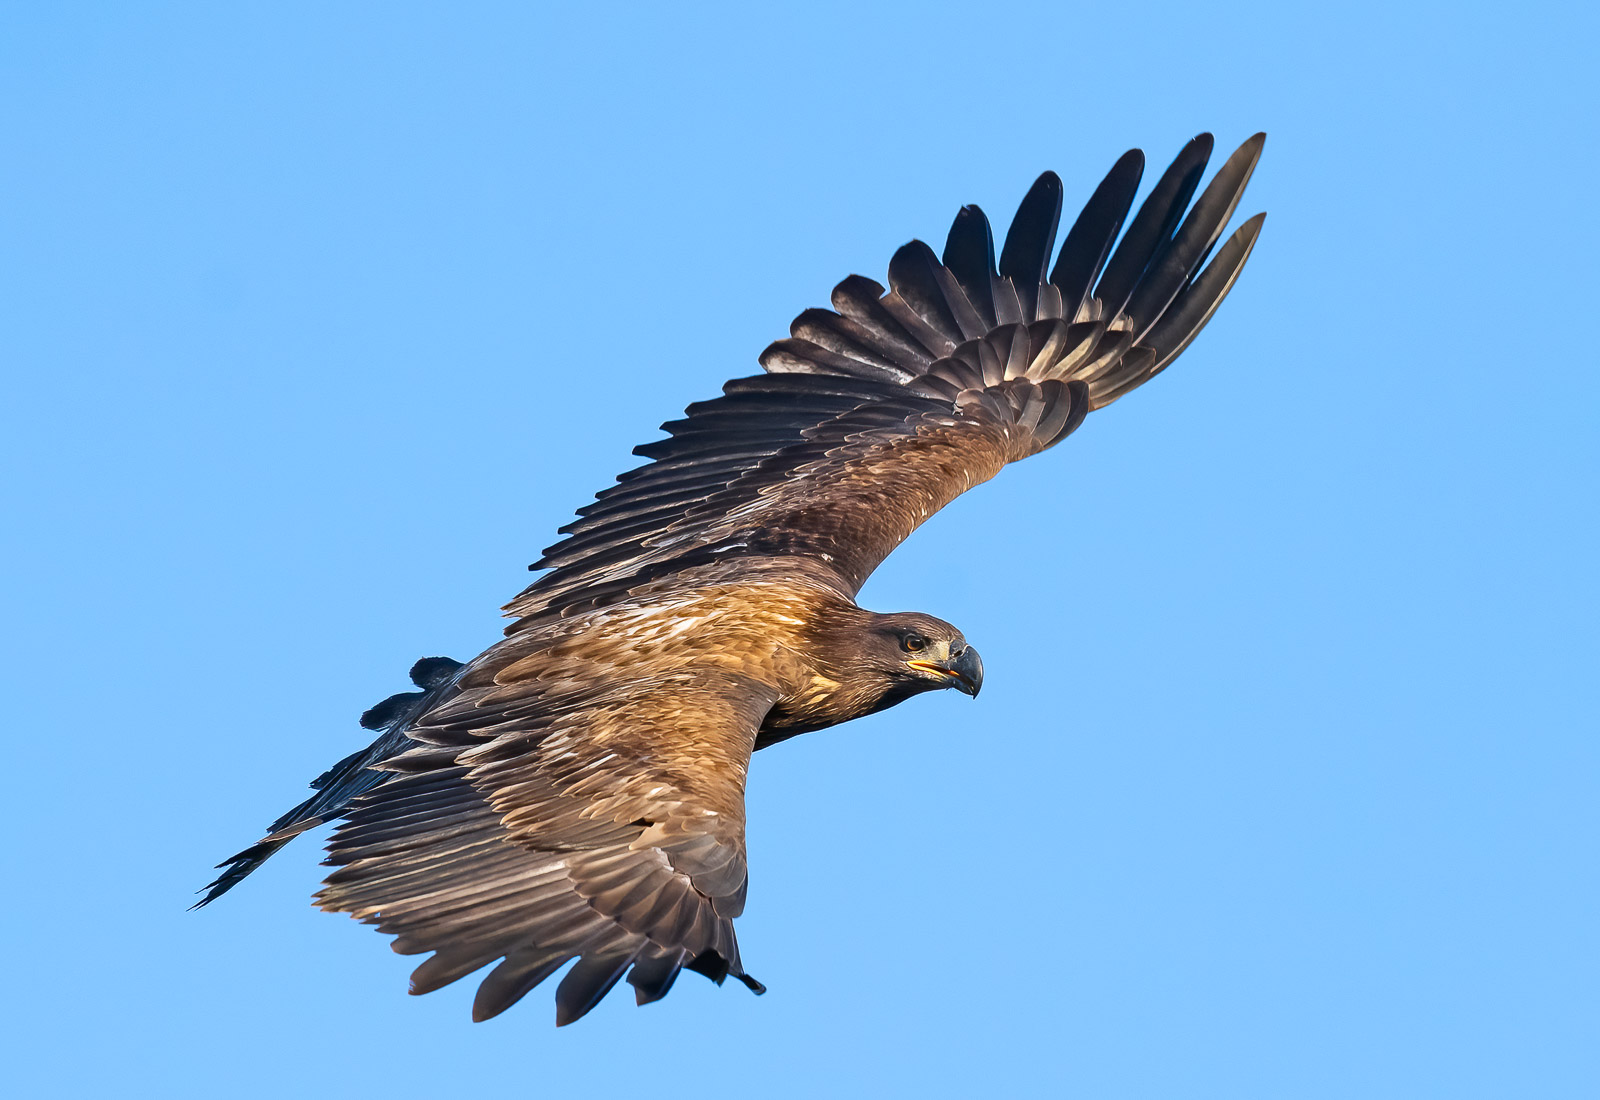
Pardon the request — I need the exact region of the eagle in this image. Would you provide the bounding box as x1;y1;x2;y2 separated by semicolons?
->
200;133;1267;1026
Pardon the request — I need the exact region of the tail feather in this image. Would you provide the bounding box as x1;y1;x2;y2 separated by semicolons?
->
192;657;464;908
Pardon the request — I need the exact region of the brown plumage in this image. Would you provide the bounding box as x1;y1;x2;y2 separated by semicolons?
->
199;132;1267;1025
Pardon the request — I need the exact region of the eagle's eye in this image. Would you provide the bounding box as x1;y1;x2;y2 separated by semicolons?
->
901;634;927;653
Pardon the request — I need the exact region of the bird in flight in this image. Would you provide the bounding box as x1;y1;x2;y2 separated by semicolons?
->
200;133;1266;1026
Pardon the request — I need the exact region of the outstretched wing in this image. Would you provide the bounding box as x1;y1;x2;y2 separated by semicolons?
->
317;660;777;1025
507;133;1265;626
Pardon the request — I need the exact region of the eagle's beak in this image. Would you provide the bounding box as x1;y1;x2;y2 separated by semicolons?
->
947;644;983;697
909;645;983;697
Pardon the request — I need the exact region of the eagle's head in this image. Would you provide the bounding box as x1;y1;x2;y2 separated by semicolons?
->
760;607;986;744
865;611;984;701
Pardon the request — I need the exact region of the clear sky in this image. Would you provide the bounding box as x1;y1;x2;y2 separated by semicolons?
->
4;2;1595;1097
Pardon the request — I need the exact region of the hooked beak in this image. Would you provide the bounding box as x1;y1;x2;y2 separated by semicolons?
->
909;644;984;698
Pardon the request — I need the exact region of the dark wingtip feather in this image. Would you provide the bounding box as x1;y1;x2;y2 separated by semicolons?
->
471;950;570;1022
887;239;966;347
1122;132;1267;340
1145;210;1266;373
627;950;687;1006
1092;134;1214;320
999;171;1063;317
408;949;491;998
683;949;731;985
554;953;636;1027
942;204;997;327
1049;149;1144;318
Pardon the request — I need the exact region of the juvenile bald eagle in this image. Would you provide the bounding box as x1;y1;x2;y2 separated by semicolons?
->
200;133;1267;1025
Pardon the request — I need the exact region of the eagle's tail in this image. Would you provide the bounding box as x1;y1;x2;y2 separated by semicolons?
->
192;656;464;908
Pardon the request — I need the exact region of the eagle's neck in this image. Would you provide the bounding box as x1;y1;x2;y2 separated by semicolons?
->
755;600;930;749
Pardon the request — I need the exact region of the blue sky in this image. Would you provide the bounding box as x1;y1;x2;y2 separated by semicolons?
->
4;2;1596;1096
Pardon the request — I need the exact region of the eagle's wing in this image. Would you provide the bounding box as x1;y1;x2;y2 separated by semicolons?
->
507;133;1265;626
316;661;777;1024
